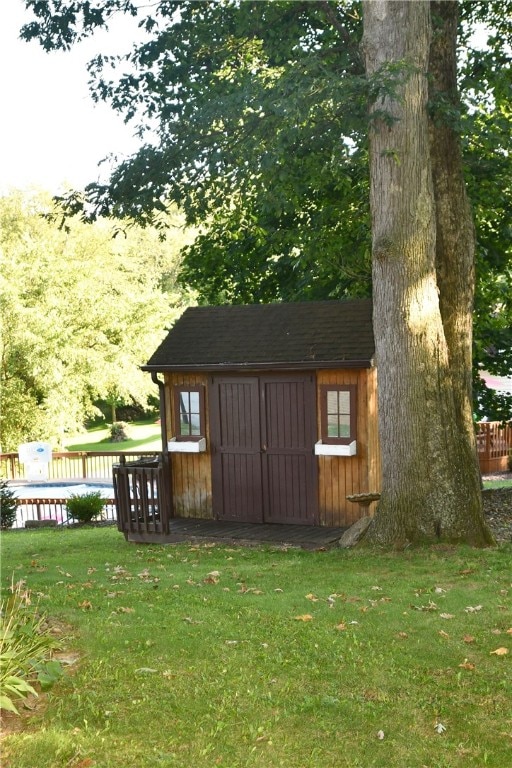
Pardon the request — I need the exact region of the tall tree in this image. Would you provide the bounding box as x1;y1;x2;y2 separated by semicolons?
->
18;1;509;543
0;189;192;451
19;2;512;422
361;0;492;545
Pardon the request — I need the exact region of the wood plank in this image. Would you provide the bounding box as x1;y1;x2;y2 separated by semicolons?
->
125;518;347;548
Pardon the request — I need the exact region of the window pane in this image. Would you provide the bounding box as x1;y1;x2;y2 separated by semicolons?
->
189;392;200;412
323;386;354;442
178;390;202;437
339;390;350;415
327;391;338;414
327;414;339;437
339;414;350;438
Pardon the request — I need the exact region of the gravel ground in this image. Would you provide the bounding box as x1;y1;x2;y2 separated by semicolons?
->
482;472;512;544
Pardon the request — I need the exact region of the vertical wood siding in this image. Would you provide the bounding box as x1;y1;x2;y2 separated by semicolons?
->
366;367;382;493
165;372;212;518
164;367;381;527
317;368;380;527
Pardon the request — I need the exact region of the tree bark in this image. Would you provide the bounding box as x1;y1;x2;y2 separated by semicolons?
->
361;0;494;546
428;0;484;513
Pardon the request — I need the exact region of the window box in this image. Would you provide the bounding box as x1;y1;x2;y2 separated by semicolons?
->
168;437;206;453
314;440;357;456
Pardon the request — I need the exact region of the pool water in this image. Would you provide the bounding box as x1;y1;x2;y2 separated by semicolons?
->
11;482;114;499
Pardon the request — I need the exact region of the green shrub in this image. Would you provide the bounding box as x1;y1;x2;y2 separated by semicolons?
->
65;491;106;524
0;478;18;529
0;581;63;714
109;421;130;442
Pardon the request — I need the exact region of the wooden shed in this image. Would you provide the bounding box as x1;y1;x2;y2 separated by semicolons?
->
116;299;382;541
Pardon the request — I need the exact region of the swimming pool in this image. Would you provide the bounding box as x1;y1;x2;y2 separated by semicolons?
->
9;482;115;528
11;482;114;500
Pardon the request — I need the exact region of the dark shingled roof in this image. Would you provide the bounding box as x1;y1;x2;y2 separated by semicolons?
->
143;299;375;371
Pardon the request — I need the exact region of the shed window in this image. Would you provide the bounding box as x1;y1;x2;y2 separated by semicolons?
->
320;385;357;444
174;386;205;440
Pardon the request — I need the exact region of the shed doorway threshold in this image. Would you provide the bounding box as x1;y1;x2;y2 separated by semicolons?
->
127;519;347;549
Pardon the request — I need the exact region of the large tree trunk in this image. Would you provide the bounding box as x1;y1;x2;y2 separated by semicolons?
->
428;1;483;507
361;0;494;546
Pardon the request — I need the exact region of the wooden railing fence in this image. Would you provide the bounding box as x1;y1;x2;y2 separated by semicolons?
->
0;451;160;482
14;499;117;528
476;421;512;474
1;450;161;530
113;456;170;541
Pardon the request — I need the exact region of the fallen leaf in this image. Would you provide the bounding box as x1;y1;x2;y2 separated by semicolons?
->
75;759;95;768
203;574;219;584
458;568;475;576
335;623;347;631
490;647;508;656
438;630;450;639
377;730;385;740
295;614;313;622
397;631;408;639
463;635;475;644
434;722;447;734
305;593;319;602
459;659;476;670
464;605;483;613
440;613;455;620
506;628;512;635
78;600;92;610
412;601;438;612
117;606;135;614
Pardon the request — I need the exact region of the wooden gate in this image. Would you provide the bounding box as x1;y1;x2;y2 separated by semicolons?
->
210;374;318;524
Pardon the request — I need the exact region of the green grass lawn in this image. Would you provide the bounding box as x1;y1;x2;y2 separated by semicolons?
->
1;529;511;768
483;478;512;489
64;419;162;452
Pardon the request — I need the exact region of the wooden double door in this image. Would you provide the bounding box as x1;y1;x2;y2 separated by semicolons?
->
210;374;318;525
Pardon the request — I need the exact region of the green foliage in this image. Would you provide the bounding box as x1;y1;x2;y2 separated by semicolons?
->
0;190;195;451
0;479;18;529
17;1;512;419
109;421;130;443
1;528;511;766
65;492;106;524
0;580;62;714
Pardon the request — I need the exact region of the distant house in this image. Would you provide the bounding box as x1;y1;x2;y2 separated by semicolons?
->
116;299;382;542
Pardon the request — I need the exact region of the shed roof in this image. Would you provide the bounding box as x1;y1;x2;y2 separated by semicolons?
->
143;299;374;372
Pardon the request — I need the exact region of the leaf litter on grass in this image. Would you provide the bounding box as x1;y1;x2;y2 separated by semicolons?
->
2;530;511;767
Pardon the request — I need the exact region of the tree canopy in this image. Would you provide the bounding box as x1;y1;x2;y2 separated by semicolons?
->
20;0;511;420
0;189;193;451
